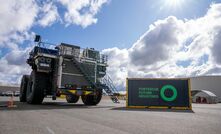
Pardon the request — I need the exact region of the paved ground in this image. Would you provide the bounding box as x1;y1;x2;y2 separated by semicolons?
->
0;96;221;134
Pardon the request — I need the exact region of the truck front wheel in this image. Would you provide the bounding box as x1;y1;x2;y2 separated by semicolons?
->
26;71;48;104
81;89;102;105
19;75;30;102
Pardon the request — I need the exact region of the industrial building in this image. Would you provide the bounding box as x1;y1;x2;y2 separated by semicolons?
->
0;85;19;92
190;76;221;103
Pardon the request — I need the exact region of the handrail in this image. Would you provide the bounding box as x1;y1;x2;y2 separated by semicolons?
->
100;74;119;94
34;43;108;64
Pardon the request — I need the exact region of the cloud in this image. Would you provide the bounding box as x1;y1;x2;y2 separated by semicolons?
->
204;66;221;75
0;0;48;86
38;1;60;27
58;0;108;28
211;28;221;64
102;47;128;89
0;0;38;49
129;16;184;66
0;0;38;35
103;3;221;90
0;0;38;85
0;48;31;85
4;50;28;66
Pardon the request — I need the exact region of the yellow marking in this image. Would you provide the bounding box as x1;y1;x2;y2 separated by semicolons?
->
126;78;128;107
69;90;77;94
188;79;192;110
127;106;168;109
127;106;191;110
58;95;66;99
84;91;92;95
127;78;189;80
149;106;168;109
172;107;191;110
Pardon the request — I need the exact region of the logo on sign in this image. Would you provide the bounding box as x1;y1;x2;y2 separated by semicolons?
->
160;85;178;102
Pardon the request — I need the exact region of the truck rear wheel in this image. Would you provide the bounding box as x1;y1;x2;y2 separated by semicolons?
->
19;75;30;102
66;94;79;103
26;71;48;104
81;89;102;105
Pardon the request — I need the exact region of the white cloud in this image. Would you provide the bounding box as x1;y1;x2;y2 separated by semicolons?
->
0;0;38;35
102;47;128;89
0;0;38;49
103;3;221;90
129;16;184;66
38;1;60;27
0;48;32;85
211;28;221;65
0;0;38;85
58;0;108;28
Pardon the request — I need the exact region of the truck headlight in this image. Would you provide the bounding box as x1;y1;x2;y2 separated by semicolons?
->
39;57;45;62
46;58;52;63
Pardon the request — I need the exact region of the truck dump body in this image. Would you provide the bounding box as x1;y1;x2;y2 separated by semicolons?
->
56;43;107;89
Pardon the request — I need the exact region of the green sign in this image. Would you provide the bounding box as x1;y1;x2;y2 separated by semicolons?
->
127;78;191;109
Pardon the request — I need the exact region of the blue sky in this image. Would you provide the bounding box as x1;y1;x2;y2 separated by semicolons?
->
31;0;219;50
1;0;221;88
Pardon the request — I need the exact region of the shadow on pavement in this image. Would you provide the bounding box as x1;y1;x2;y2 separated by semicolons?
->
111;107;195;113
0;101;115;111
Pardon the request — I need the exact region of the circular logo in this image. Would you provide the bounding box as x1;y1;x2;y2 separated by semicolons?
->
160;85;177;102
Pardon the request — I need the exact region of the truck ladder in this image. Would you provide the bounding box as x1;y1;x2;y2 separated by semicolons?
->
71;58;96;86
100;74;120;103
71;57;120;103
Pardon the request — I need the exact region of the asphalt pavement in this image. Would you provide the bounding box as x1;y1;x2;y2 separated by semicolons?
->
0;96;221;134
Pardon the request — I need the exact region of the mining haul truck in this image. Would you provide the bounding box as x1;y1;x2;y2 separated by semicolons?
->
20;35;119;105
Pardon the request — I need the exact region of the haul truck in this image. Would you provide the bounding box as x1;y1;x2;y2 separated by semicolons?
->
20;35;119;105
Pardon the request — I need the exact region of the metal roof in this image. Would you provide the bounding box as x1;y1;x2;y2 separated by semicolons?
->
192;89;217;97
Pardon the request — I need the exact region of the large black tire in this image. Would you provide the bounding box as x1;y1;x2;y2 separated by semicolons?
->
26;71;48;104
81;89;102;105
19;75;30;102
66;94;80;103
